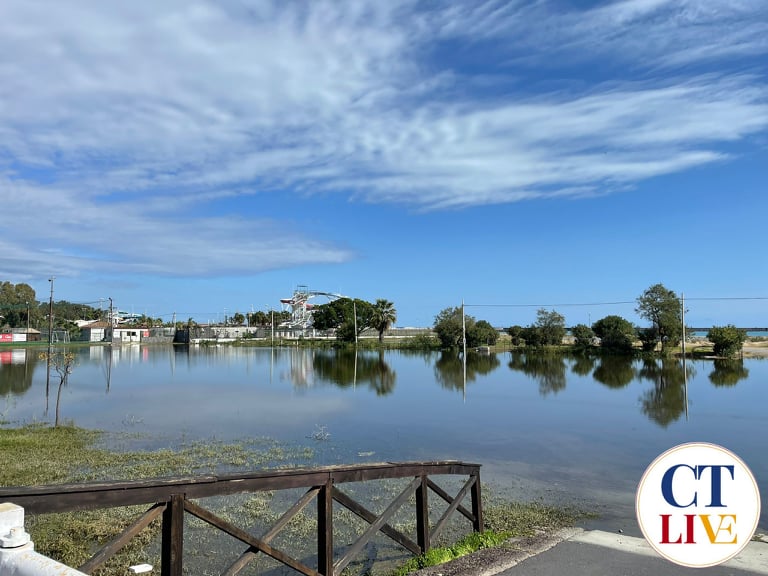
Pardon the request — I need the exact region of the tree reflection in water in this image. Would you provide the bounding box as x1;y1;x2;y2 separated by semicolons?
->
709;359;749;387
312;349;396;396
592;355;636;389
570;354;596;377
508;351;566;396
637;358;693;427
433;350;500;391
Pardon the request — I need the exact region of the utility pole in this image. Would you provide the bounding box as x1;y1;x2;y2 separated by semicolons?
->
353;300;358;346
26;301;30;336
681;293;686;358
48;277;55;345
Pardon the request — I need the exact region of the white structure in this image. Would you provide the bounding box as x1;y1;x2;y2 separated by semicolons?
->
279;285;347;332
0;503;87;576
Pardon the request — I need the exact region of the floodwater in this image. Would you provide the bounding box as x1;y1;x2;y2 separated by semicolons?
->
1;345;766;532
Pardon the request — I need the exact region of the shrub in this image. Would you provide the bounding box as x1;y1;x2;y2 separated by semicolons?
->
706;325;746;358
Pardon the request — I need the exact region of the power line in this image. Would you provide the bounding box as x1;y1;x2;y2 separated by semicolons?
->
465;301;635;308
465;296;768;308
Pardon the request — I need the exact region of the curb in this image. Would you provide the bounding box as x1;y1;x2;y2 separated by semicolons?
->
413;528;583;576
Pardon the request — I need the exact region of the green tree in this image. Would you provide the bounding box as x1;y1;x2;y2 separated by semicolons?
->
519;325;544;347
636;284;682;353
571;324;595;351
312;298;374;342
534;308;566;346
637;327;659;352
433;307;474;349
0;281;38;328
468;320;498;347
592;315;636;353
231;312;245;326
706;325;746;358
506;325;525;346
370;299;397;343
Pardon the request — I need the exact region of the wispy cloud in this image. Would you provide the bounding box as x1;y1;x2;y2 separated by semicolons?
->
1;0;766;278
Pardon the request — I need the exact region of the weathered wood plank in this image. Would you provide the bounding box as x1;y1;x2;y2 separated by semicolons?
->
0;462;481;514
471;471;483;533
416;475;429;553
318;480;333;576
161;494;184;576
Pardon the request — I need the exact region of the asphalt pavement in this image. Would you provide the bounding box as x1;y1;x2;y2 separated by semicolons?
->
415;528;768;576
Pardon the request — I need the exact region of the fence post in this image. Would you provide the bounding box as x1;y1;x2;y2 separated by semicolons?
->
415;475;430;553
471;469;483;533
317;479;333;576
161;494;184;576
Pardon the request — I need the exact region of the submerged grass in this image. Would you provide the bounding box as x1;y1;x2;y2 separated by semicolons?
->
1;423;318;574
2;424;588;576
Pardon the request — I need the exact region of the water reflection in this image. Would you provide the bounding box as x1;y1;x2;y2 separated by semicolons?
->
508;351;566;396
0;349;36;395
592;355;636;389
434;351;500;391
637;359;692;428
1;345;761;432
709;359;749;387
570;354;596;377
312;350;396;396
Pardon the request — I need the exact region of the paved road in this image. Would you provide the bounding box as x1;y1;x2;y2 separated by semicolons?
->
496;529;768;576
416;529;768;576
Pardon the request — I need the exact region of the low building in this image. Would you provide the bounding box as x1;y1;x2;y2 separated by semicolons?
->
80;321;112;342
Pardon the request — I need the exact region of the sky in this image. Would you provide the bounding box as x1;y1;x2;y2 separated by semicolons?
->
1;0;767;328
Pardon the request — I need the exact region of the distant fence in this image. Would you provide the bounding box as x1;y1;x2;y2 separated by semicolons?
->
0;461;482;576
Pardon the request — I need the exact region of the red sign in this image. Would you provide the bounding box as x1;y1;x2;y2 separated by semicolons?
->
0;333;13;342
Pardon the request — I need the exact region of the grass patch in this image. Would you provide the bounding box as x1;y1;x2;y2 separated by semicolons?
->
391;531;511;576
389;499;588;576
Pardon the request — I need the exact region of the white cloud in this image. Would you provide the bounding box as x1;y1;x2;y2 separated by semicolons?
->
0;0;766;277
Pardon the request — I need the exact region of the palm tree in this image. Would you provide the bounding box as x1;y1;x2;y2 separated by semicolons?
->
371;299;397;343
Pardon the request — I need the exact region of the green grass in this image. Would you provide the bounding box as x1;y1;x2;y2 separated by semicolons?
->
391;531;512;576
388;499;588;576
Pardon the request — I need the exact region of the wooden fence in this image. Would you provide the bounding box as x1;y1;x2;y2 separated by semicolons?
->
0;461;482;576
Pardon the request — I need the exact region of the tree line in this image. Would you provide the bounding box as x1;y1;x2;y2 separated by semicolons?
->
1;280;749;356
433;283;748;358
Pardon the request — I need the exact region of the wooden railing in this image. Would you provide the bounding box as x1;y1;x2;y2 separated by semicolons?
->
0;461;482;576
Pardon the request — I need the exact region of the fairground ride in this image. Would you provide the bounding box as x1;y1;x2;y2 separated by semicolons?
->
279;285;347;332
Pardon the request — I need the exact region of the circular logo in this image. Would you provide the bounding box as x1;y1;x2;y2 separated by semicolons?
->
636;442;761;567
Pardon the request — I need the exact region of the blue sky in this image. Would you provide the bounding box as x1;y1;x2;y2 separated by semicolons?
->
2;0;767;328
